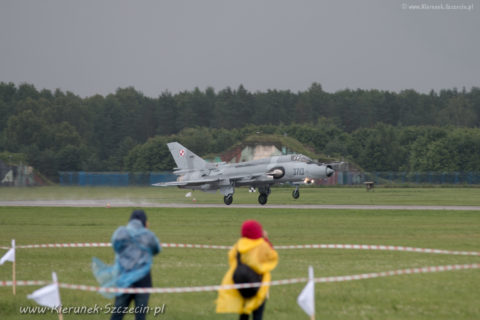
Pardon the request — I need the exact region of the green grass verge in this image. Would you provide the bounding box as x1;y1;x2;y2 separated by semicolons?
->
1;186;480;206
0;206;479;319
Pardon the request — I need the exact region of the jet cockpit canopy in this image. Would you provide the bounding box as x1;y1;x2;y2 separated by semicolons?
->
291;154;314;164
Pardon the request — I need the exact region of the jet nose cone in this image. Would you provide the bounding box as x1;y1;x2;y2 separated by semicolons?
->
326;165;334;178
311;163;335;179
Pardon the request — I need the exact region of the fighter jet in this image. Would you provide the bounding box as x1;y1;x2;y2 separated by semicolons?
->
153;142;335;205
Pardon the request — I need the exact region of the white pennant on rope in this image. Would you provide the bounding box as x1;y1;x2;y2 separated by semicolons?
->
297;266;315;319
28;272;62;310
0;239;15;265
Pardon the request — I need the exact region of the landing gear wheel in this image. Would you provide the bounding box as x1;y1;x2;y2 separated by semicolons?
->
258;193;268;205
224;194;233;205
292;189;300;199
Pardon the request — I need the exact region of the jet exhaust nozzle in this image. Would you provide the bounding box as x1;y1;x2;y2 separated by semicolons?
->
304;178;315;184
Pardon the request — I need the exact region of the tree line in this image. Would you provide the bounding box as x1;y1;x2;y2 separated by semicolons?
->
1;82;479;180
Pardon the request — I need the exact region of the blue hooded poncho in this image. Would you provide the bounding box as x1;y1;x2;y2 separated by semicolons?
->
92;219;161;297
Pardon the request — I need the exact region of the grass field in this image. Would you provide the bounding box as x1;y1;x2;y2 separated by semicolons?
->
1;185;480;206
0;187;479;319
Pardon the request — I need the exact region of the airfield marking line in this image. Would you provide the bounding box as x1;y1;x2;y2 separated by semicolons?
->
1;263;479;293
1;200;480;210
2;242;479;256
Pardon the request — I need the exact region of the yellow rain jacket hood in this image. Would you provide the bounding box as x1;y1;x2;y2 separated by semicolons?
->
216;237;278;314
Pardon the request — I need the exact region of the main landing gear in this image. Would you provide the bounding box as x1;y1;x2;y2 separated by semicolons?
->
224;194;233;205
257;186;271;205
258;193;268;205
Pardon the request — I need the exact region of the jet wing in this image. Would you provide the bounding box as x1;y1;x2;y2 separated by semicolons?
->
228;173;274;184
152;177;222;187
153;172;271;187
229;174;262;181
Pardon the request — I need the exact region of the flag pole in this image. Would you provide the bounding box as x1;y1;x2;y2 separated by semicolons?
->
309;266;314;320
58;303;63;319
52;272;63;320
12;239;16;295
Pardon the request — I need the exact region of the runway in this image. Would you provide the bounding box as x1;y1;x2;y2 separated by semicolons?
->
1;200;480;211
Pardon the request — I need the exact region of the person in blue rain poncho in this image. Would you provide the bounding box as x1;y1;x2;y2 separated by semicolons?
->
92;210;161;320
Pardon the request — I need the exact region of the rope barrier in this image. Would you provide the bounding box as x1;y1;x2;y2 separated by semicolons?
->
0;280;48;287
2;242;479;256
273;244;480;256
1;263;479;293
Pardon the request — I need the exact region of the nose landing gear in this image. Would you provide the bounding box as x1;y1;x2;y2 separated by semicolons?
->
292;186;300;199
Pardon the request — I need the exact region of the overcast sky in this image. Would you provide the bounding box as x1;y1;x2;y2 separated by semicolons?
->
1;0;479;97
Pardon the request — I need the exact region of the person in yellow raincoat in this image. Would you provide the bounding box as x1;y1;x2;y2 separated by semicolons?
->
216;220;278;320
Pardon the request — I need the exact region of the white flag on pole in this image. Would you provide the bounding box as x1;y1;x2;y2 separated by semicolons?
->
297;266;315;317
0;248;15;265
0;240;15;265
28;272;62;309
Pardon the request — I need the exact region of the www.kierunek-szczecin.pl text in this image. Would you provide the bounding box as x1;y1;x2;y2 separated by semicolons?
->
19;304;167;316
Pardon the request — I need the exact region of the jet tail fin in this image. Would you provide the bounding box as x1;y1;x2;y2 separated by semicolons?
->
167;142;207;170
